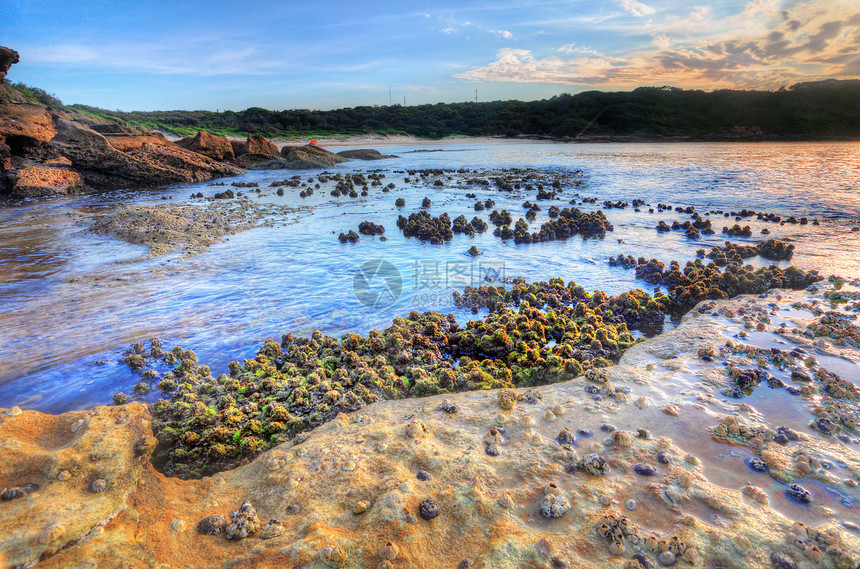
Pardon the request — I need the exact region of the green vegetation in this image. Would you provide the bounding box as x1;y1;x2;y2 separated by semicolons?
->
3;80;63;106
69;80;860;140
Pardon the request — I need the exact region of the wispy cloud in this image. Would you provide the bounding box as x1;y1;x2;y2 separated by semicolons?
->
456;0;860;89
23;39;286;76
618;0;655;18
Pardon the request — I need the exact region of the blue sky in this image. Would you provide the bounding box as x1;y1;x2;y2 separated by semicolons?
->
2;0;858;111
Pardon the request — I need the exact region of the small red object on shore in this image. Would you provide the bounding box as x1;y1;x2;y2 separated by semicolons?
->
309;140;318;145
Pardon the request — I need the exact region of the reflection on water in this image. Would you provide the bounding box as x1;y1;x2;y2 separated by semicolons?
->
0;141;858;413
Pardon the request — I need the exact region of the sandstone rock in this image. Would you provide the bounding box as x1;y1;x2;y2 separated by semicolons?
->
0;403;151;567
49;119;243;190
242;134;278;156
1;292;858;568
336;148;397;160
234;152;278;168
0;137;10;172
230;139;246;157
280;144;348;169
0;102;57;152
0;45;19;83
103;132;171;152
175;131;234;161
5;162;87;197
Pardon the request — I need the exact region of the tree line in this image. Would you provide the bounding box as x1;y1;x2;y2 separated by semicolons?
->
68;80;860;139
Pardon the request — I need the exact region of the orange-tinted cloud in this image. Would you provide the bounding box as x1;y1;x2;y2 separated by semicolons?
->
456;0;860;89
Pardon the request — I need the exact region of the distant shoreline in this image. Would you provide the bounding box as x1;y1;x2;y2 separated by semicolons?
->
163;132;860;150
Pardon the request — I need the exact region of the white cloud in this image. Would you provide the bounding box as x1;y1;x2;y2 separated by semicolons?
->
652;33;672;49
618;0;655;17
689;6;710;22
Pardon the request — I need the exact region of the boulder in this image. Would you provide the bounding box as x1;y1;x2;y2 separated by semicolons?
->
234;153;278;168
4;162;87;198
242;134;278;156
49;119;243;190
0;45;19;83
0;102;57;154
230;139;246;157
280;144;347;169
336;148;398;160
175;131;234;161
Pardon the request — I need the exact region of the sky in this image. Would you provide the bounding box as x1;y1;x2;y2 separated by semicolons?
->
2;0;859;111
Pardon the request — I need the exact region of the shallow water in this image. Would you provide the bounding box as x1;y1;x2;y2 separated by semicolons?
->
1;141;859;413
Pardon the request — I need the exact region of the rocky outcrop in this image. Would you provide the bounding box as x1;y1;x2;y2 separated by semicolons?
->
229;139;246;157
242;134;278;156
175;131;234;161
234;152;276;168
48;119;243;190
280;144;348;169
0;139;9;172
0;102;57;155
337;148;398;160
103;132;171;152
0;45;19;83
2;298;858;569
6;161;87;197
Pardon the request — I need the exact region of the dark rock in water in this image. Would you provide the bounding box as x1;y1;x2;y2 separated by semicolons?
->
285;504;301;515
225;501;261;539
766;376;785;388
721;385;744;398
786;484;811;504
416;470;432;481
785;386;802;396
774;426;799;445
656;451;671;465
746;457;768;472
811;416;835;435
734;369;762;389
770;552;799;569
600;423;616;433
556;428;576;446
337;149;398;160
633;463;658;476
419;498;440;520
578;429;593;438
1;483;38;501
791;370;811;382
631;554;656;569
196;515;227;535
